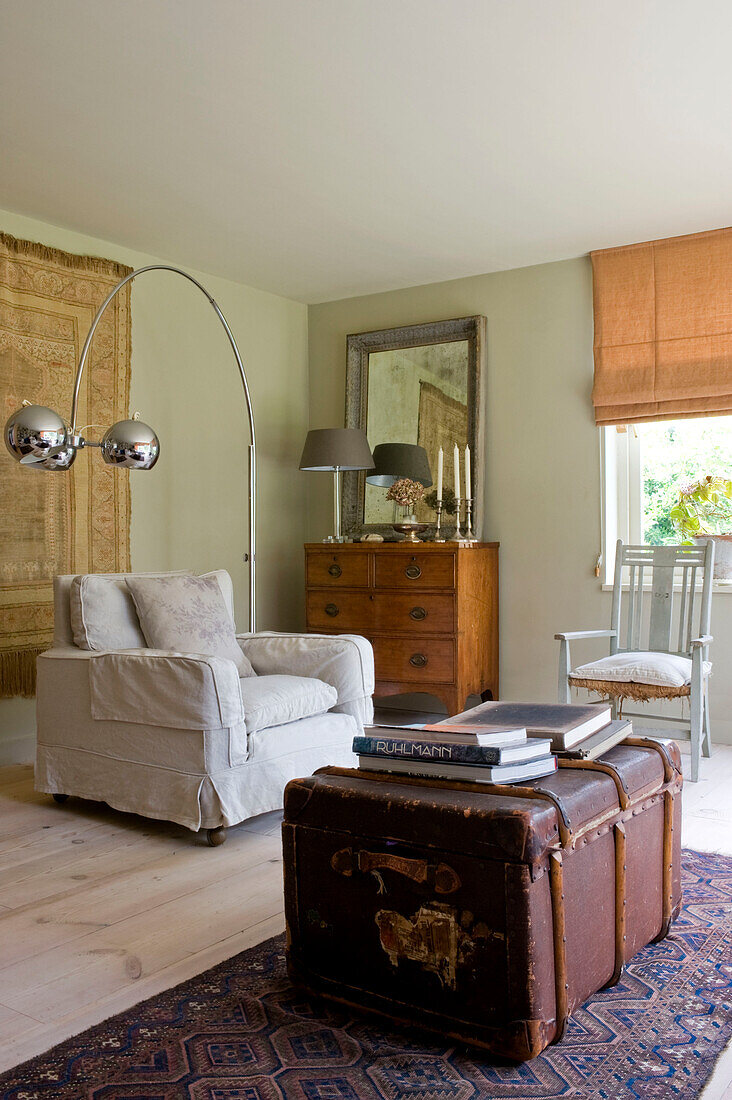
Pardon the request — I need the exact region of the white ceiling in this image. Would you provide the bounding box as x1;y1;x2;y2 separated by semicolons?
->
2;0;731;303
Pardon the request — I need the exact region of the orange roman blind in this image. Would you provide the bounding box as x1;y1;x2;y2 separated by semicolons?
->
591;227;732;425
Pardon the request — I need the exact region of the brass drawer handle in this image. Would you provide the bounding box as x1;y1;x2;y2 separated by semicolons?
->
405;564;422;580
325;603;339;617
328;563;342;578
409;653;428;668
409;606;427;621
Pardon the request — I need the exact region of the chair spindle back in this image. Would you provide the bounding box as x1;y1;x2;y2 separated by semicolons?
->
609;540;714;657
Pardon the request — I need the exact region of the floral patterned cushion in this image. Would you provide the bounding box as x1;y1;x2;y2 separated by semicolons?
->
125;574;255;677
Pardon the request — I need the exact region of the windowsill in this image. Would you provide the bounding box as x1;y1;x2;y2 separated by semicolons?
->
600;581;732;594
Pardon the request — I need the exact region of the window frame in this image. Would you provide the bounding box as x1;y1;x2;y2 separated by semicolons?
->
600;421;731;591
601;425;642;586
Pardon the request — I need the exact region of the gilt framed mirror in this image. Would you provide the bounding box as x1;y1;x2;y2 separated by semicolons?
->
343;315;486;539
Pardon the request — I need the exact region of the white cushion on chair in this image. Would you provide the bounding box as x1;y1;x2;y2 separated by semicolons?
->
570;650;711;688
239;674;337;733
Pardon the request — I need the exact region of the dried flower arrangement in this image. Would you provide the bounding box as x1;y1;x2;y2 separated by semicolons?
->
385;477;426;509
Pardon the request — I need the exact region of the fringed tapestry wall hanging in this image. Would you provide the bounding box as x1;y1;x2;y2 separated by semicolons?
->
0;232;132;696
415;380;468;522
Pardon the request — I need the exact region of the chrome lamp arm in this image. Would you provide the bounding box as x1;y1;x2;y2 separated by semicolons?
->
4;264;257;632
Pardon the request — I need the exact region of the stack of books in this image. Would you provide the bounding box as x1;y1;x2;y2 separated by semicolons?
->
354;719;556;785
354;701;632;785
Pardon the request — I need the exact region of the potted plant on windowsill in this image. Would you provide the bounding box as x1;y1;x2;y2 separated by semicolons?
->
669;474;732;580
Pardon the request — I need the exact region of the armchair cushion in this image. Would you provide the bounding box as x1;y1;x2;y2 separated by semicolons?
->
69;571;190;651
126;574;255;677
239;674;337;733
569;650;712;689
238;632;374;706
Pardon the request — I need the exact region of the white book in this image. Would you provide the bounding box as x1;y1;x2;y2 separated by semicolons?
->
363;723;527;747
358;753;558;784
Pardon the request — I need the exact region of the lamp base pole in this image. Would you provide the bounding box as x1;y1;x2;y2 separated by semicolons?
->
323;466;346;543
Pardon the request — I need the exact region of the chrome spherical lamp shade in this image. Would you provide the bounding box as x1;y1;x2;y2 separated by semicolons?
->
101;419;160;470
4;405;76;470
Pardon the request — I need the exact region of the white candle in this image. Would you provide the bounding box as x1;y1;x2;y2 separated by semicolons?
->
436;447;443;500
454;444;460;500
465;445;471;500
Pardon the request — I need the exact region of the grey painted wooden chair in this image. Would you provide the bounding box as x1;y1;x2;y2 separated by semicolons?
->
556;539;714;781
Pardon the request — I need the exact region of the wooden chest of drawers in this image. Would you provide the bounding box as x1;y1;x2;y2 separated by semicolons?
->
304;542;499;714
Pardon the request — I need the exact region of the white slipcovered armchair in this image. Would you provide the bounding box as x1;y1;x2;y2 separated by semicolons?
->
35;569;374;844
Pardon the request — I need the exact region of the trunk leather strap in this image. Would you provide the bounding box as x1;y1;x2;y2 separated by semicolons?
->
622;736;681;782
610;821;627;986
331;846;462;895
557;758;631;809
549;851;569;1042
655;788;677;941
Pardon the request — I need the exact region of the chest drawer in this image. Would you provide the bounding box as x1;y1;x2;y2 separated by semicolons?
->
306;590;373;632
375;551;455;589
374;637;455;684
372;592;454;634
306;550;370;587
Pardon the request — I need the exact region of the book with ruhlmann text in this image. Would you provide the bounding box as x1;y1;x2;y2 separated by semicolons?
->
353;732;552;766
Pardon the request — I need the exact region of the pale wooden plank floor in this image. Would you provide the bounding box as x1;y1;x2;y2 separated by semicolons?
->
0;746;730;1097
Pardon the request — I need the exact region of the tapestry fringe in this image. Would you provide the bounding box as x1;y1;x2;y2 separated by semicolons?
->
0;231;132;280
0;648;43;698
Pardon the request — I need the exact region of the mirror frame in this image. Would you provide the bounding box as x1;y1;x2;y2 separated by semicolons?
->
343;315;486;540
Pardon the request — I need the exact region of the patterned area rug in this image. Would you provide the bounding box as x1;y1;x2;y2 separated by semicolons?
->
1;849;730;1100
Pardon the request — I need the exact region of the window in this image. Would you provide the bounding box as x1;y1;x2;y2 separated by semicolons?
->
602;416;732;584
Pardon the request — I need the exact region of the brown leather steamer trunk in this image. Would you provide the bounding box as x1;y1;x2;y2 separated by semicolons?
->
282;738;682;1062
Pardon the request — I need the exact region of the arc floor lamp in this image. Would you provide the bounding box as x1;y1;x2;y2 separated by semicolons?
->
3;265;258;631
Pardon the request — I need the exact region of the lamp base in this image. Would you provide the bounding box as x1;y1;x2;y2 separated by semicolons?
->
322;534;347;543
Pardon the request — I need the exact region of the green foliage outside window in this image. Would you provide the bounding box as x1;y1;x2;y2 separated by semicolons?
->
641;418;732;545
669;476;732;541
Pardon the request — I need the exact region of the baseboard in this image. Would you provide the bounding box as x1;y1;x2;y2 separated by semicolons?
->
0;730;35;766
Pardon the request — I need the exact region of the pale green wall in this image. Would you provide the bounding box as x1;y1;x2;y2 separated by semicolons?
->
308;257;732;743
0;208;309;762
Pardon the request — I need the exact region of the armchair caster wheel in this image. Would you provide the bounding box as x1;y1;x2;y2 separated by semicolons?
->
206;827;227;847
52;793;69;804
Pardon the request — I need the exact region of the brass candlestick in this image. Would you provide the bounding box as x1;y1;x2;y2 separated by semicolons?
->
434;499;446;542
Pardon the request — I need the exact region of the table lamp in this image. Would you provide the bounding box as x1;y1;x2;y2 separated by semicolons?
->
366;443;432;488
299;428;374;542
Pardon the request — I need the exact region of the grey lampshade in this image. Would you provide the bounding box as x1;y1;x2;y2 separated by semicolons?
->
366;443;433;488
299;428;374;472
